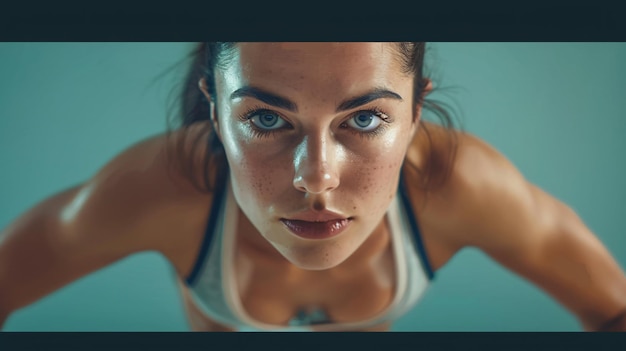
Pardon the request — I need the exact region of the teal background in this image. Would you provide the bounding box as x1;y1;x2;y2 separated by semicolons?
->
1;43;625;331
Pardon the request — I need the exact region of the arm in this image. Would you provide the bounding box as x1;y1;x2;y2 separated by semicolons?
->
445;135;626;331
0;310;7;329
0;184;133;327
0;132;204;329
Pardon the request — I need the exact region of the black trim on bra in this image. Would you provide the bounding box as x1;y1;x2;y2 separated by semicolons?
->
398;171;436;280
185;173;228;286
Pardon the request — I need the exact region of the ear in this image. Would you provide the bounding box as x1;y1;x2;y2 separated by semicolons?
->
423;78;433;94
198;78;221;140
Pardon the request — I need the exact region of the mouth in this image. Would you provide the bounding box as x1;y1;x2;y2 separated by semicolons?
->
280;217;353;240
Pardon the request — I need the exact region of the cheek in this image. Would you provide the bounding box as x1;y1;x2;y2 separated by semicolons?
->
223;135;288;206
349;160;403;212
242;157;279;201
351;129;410;187
346;144;406;214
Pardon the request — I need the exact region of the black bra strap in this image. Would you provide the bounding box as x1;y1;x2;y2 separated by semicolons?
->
185;171;229;286
398;170;435;280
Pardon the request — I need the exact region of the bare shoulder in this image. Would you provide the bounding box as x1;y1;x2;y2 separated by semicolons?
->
62;123;215;274
37;121;217;275
433;131;544;251
404;125;539;267
0;123;216;315
407;127;626;331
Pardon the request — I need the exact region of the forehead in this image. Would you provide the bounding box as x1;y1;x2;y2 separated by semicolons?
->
238;42;398;67
217;43;409;100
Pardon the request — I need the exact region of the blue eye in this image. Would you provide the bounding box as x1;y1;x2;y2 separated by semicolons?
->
249;111;287;130
346;111;382;131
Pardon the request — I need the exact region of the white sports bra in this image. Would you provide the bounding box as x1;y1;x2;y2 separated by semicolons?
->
183;174;434;331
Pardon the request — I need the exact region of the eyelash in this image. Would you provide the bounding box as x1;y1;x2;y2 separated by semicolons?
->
237;105;286;139
237;105;393;139
341;106;392;139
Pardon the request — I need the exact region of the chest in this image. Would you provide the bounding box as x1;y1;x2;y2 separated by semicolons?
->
231;236;398;326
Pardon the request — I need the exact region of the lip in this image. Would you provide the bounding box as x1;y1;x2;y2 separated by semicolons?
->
280;210;353;240
285;210;349;222
280;218;352;240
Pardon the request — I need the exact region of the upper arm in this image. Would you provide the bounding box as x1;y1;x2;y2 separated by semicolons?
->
0;130;208;316
445;134;626;331
0;180;147;316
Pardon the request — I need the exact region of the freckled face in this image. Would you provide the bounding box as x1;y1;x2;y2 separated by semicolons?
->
214;43;417;270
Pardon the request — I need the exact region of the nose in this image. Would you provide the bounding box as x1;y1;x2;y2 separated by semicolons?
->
292;135;340;194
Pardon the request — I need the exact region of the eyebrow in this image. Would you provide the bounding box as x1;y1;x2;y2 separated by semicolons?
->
229;86;403;113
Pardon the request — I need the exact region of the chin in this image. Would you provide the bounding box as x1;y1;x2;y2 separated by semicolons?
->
279;245;352;271
290;259;341;271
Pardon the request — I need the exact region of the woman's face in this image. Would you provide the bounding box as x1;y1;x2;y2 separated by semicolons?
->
212;43;418;270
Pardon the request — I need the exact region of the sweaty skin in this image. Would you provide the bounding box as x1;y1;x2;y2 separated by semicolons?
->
211;43;416;271
1;43;625;331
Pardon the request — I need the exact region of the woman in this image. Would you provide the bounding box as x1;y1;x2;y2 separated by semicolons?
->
0;42;625;332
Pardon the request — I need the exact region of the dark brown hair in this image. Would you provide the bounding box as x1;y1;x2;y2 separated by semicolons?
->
166;42;459;194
